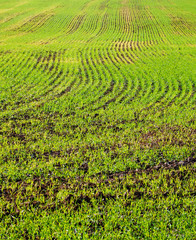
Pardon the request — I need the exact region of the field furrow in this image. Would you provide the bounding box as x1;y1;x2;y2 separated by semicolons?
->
0;0;195;238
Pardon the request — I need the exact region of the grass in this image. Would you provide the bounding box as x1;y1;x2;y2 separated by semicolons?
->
0;0;196;239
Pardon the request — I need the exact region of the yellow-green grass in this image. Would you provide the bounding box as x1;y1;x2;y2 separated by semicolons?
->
0;0;195;239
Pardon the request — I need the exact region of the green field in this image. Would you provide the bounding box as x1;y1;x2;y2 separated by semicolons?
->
0;0;196;239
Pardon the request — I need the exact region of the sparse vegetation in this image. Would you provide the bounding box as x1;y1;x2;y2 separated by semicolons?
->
0;0;195;239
